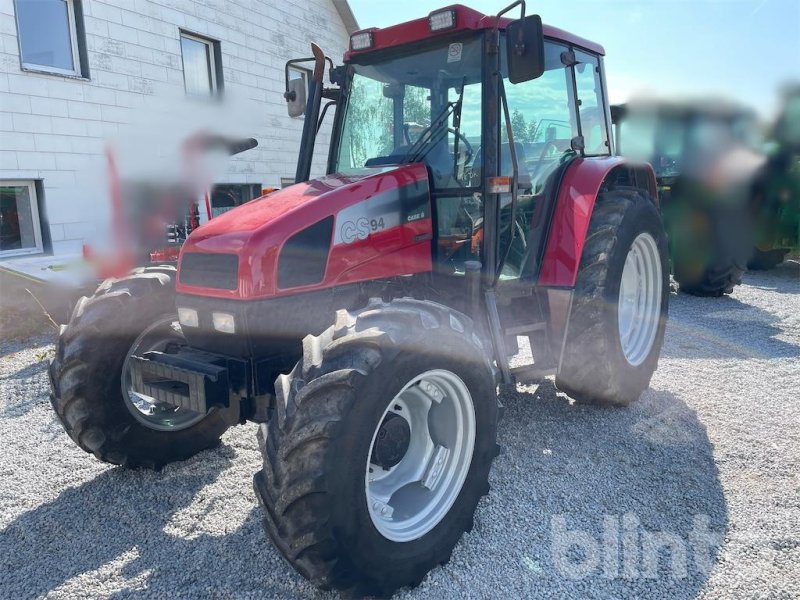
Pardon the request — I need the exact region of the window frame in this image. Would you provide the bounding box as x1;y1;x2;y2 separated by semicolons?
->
0;180;44;258
179;30;220;96
15;0;83;77
208;182;262;218
571;48;612;157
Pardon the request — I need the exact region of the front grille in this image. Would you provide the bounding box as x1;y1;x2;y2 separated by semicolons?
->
179;252;239;290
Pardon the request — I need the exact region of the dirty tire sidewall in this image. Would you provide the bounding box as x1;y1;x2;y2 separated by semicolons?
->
557;190;669;406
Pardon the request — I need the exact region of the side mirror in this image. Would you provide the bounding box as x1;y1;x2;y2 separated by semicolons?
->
506;15;545;84
285;78;307;118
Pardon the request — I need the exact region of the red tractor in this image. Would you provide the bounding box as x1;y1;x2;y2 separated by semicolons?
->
50;3;669;595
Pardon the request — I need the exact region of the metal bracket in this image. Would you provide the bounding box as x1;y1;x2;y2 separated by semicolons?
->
560;50;577;67
485;289;512;383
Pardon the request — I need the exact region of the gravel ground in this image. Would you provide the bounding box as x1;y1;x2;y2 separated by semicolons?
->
1;262;798;599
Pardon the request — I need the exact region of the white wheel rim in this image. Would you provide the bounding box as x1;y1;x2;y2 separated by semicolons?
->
617;232;663;366
365;369;476;542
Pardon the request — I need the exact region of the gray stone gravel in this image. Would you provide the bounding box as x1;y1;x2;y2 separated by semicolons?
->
1;262;798;599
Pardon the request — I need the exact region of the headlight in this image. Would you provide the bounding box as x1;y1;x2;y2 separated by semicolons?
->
350;31;373;51
177;307;198;328
212;312;236;334
429;9;456;31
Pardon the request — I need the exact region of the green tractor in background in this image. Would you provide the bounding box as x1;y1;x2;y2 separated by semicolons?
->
749;85;800;269
612;96;798;296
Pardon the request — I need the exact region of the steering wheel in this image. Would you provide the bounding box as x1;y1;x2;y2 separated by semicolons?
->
529;139;561;182
449;127;473;168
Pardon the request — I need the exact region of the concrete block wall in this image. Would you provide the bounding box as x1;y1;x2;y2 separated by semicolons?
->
0;0;350;256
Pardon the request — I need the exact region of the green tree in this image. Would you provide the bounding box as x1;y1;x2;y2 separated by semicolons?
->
344;81;432;166
508;109;546;145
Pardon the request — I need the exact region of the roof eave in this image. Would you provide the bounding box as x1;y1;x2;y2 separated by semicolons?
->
331;0;359;34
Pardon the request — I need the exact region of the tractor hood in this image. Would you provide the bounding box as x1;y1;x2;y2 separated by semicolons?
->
176;163;433;299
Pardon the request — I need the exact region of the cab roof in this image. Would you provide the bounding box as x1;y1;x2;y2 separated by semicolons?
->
344;4;605;61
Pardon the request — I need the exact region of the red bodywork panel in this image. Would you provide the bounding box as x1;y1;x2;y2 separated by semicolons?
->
539;157;657;287
177;164;433;300
344;4;604;62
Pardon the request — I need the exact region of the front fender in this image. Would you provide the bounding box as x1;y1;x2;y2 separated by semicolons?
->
538;157;657;287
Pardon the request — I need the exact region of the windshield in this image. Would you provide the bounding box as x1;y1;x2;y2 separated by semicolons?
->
335;37;483;189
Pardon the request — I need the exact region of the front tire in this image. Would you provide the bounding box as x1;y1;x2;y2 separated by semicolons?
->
48;266;232;469
556;189;669;406
254;298;498;596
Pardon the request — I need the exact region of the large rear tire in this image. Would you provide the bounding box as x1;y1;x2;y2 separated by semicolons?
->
671;206;749;296
48;265;232;469
254;298;498;596
556;189;669;407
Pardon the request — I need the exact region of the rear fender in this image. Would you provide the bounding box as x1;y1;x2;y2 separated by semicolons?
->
538;157;657;288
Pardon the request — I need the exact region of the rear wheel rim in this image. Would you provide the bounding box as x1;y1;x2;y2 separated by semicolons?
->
365;369;476;542
121;317;206;432
618;232;663;366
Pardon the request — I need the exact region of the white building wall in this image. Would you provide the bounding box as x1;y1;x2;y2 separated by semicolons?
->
0;0;351;256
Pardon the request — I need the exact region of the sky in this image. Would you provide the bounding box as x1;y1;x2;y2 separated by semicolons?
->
347;0;800;119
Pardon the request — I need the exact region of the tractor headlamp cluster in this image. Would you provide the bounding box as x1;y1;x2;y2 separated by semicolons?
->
428;9;456;31
350;31;373;51
350;10;456;53
177;307;235;334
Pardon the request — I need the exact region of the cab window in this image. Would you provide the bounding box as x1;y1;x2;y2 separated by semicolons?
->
573;50;610;156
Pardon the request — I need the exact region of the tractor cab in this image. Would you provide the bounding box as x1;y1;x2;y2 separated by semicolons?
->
287;4;612;283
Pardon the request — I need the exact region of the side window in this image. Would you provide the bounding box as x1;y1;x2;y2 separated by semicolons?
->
336;73;393;170
499;41;579;278
573;51;610;156
653;116;686;177
503;41;578;194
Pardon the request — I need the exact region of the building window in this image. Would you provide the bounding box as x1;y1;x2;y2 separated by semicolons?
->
180;31;222;96
15;0;85;77
209;183;261;217
0;182;43;257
